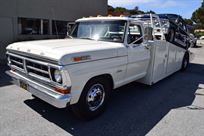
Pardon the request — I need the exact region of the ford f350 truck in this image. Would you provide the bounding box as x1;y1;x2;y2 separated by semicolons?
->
6;15;191;119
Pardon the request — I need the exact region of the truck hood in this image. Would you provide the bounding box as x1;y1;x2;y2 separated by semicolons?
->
6;39;125;65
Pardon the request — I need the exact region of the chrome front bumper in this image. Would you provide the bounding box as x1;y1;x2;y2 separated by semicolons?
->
6;70;71;108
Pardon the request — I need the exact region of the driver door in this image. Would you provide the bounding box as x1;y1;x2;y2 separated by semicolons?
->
125;22;151;82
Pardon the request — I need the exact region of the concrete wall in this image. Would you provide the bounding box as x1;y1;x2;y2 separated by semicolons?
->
197;40;204;45
0;0;107;64
0;17;14;64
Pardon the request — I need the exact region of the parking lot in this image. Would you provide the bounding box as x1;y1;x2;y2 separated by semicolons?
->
0;44;204;136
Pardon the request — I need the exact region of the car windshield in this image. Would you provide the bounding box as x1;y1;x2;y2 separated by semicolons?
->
70;20;127;43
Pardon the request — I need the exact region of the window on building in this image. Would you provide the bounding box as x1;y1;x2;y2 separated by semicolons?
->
52;20;68;35
18;18;49;35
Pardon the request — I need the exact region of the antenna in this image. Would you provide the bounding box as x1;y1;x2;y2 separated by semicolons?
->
51;8;59;39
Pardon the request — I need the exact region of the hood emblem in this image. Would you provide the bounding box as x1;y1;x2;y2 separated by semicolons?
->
27;49;31;52
72;55;91;62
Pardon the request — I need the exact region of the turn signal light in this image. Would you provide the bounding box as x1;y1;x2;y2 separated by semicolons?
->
73;57;82;62
54;87;71;94
72;55;91;62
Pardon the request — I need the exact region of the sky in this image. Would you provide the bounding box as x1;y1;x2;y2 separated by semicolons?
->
108;0;203;19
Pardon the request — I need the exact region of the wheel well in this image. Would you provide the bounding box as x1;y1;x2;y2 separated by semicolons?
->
86;74;114;90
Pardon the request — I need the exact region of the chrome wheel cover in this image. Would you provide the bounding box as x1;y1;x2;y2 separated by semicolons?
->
86;84;105;111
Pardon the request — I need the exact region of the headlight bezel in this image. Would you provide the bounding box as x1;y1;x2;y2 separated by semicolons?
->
54;69;62;83
51;68;63;84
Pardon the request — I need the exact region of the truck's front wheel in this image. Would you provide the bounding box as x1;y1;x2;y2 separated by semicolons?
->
71;77;111;120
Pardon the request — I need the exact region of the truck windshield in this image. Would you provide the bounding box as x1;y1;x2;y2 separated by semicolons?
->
70;20;127;43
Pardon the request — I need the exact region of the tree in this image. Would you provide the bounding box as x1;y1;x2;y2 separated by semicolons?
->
114;7;128;13
184;19;193;26
108;5;114;12
134;6;139;11
146;10;156;14
192;0;204;28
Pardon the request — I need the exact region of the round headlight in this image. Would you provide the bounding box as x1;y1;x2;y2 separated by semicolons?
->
54;70;62;83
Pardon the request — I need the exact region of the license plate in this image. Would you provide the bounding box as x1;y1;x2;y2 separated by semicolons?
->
19;80;28;91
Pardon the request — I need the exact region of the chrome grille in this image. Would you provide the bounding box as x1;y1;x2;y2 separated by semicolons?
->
26;60;50;79
9;55;24;70
7;53;59;83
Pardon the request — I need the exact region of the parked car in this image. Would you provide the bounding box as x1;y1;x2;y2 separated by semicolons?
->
200;36;204;40
158;14;191;49
131;14;164;40
132;14;190;49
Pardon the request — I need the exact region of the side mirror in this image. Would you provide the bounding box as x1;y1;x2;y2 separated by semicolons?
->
67;23;75;36
144;27;153;41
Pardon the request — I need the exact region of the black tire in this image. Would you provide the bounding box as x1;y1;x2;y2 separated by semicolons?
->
181;53;189;71
71;77;111;120
194;41;197;47
166;28;175;43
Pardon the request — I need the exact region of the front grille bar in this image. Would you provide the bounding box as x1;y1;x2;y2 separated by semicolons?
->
27;65;49;74
7;52;61;85
10;59;23;66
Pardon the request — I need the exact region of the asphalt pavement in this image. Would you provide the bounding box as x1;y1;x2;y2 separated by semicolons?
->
0;44;204;136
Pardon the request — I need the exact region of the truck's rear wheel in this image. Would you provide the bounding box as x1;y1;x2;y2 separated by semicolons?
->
181;53;189;71
71;77;111;120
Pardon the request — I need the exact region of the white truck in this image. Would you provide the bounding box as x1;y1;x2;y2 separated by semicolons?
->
6;15;191;119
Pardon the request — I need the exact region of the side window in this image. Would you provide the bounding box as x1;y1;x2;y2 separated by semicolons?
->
127;23;143;44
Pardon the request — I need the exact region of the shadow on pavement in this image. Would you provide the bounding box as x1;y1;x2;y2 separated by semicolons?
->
0;65;12;87
24;63;204;136
192;45;202;48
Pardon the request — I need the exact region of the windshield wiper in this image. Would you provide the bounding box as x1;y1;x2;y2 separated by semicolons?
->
66;35;73;39
80;37;94;40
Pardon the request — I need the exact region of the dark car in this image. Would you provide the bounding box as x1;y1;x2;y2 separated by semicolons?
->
158;14;190;49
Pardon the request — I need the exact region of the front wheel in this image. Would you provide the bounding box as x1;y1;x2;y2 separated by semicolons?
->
71;77;111;120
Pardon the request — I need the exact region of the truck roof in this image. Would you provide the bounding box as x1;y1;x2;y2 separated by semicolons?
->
76;16;135;22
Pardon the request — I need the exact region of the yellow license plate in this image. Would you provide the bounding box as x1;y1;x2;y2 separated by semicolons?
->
20;80;28;90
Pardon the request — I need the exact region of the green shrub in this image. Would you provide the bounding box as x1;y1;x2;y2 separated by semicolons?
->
194;31;204;37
